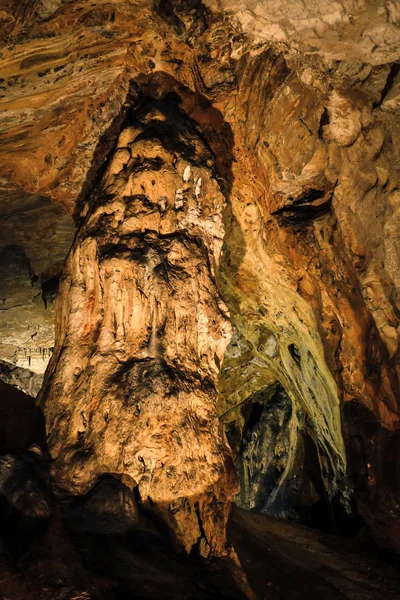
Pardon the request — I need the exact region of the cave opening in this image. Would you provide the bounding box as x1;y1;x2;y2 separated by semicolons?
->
226;381;364;537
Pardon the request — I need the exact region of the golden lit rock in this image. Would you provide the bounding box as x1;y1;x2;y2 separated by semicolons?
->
0;2;400;597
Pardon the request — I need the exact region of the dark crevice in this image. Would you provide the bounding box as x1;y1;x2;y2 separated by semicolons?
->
191;502;209;557
318;107;330;139
155;0;185;36
155;0;210;42
288;343;301;367
272;196;332;226
41;273;61;309
244;401;263;434
373;62;400;108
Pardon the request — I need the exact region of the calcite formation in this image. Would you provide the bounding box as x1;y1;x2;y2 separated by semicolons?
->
0;0;400;558
39;87;237;556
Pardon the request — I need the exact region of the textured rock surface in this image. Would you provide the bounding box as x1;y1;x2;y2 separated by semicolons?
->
39;89;237;557
207;0;400;64
0;358;43;396
0;189;75;385
0;0;400;560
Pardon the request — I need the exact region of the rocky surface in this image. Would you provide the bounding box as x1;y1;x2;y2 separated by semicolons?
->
39;88;237;557
0;0;399;579
0;188;75;386
229;505;400;599
0;500;399;600
208;0;400;64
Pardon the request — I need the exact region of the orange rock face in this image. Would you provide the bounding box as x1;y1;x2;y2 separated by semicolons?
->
39;88;237;556
1;0;400;554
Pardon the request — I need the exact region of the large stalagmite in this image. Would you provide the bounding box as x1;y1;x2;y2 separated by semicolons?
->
39;87;237;556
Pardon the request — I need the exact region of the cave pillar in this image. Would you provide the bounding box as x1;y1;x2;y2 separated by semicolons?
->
39;93;237;556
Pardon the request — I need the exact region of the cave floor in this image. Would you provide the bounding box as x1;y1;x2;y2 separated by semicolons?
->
229;506;400;600
0;504;399;600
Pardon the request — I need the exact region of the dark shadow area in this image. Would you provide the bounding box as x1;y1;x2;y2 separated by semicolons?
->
0;461;247;599
342;399;400;542
297;431;364;537
271;191;333;227
342;400;379;500
228;382;365;537
41;272;61;309
373;63;400;109
0;460;399;600
0;380;46;453
228;504;400;600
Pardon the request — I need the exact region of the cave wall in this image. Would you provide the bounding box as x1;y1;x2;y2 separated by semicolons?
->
217;43;400;546
0;0;399;553
0;191;75;387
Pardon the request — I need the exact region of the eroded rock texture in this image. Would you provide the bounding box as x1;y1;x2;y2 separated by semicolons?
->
40;86;237;556
0;0;400;559
216;45;400;546
0;189;75;390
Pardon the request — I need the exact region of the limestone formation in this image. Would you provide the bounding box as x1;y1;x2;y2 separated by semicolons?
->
39;89;237;557
0;0;400;572
0;191;75;387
